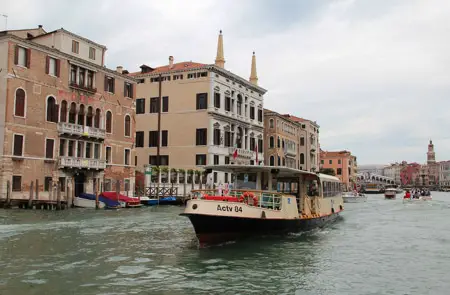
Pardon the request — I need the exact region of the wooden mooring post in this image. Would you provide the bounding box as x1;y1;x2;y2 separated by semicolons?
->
35;179;40;209
56;182;62;210
5;180;11;209
28;181;34;209
115;180;120;205
95;179;99;210
66;180;71;209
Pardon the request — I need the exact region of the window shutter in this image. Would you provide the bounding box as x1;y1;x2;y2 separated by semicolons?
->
45;56;50;74
104;76;108;91
14;45;19;65
26;48;31;68
56;59;61;77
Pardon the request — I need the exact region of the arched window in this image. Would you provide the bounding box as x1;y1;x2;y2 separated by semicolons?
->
14;88;26;117
277;137;280;148
269;119;274;128
68;102;77;124
106;111;112;133
237;94;242;115
270;156;274;166
77;104;85;126
124;115;131;137
86;106;93;127
269;136;274;148
60;100;67;122
300;153;305;165
46;96;58;123
277;156;281;166
94;108;101;128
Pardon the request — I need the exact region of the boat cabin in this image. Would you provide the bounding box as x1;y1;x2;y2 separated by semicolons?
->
189;165;343;218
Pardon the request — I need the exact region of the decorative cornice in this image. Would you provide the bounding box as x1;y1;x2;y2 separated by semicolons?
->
210;111;264;132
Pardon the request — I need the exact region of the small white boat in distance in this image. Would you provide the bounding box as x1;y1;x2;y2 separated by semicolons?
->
384;188;397;199
342;192;367;203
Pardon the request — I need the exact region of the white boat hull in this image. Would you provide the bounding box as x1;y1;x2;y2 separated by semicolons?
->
73;197;105;209
403;196;432;202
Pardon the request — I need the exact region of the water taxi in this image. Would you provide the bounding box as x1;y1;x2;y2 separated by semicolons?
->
384;188;397;199
342;191;367;203
180;165;344;245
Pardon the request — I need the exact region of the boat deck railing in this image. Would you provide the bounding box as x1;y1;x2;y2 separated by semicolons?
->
190;189;284;211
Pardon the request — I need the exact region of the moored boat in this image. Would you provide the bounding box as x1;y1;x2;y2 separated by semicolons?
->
181;165;344;245
342;192;367;203
101;192;142;208
74;193;121;209
384;188;397;199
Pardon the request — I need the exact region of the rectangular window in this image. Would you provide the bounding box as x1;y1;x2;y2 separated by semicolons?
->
70;65;77;84
250;106;255;119
48;57;57;76
124;149;130;165
250;138;256;151
300;138;305;146
160;155;169;166
196;128;207;146
224;131;231;147
59;139;66;156
338;159;341;164
77;142;83;158
196;93;208;110
72;40;79;54
13;134;24;156
329;160;332;164
225;97;231;111
45;139;55;159
162;96;169;112
258;139;263;153
225;156;230;164
59;177;66;192
214;172;218;183
85;142;92;158
214;155;219;165
135;131;144;147
150;97;159;113
44;177;52;191
136;98;145;114
16;46;29;67
214;93;220;108
225;173;229;183
124;82;133;98
337;168;342;175
321;160;324;164
89;47;96;60
104;179;112;192
12;176;22;192
258;109;263;122
213;129;220;146
106;146;112;163
79;68;85;87
149;155;157;165
94;144;100;159
124;179;130;192
149;131;158;147
87;70;93;88
68;140;74;157
161;130;168;147
196;154;207;166
105;76;115;93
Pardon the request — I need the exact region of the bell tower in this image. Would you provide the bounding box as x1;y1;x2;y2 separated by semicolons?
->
427;140;436;164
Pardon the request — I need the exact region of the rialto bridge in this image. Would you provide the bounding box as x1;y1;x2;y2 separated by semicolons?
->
356;172;395;185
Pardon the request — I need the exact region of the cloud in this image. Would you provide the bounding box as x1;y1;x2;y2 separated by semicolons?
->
1;0;449;164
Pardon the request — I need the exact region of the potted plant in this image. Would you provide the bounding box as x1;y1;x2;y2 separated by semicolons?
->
160;166;169;183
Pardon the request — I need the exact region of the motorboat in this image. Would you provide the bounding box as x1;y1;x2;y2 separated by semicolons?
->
181;165;345;246
73;193;121;209
384;188;397;199
101;192;142;208
342;191;367;203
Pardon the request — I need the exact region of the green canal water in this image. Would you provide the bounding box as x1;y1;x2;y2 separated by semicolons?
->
0;193;449;295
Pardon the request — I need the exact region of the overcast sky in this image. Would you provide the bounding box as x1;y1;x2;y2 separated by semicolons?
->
1;0;449;165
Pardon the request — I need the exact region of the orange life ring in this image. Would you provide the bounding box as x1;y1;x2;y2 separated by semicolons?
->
239;192;258;207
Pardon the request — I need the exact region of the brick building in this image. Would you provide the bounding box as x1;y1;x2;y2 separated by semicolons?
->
0;26;137;199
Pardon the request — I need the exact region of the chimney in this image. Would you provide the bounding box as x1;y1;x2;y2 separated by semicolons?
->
116;66;123;73
38;25;43;28
169;56;174;69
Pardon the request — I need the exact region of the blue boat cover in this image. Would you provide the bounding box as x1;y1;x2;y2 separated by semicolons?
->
79;193;121;208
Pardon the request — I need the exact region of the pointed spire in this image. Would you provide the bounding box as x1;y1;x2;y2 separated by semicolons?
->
249;51;258;85
215;30;225;68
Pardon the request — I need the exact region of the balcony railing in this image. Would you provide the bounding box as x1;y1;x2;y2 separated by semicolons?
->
58;122;106;140
228;147;254;159
310;143;317;152
59;157;106;170
285;148;296;157
69;82;97;94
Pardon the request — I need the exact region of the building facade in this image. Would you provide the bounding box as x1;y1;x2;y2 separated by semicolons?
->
133;31;266;187
382;162;406;185
282;115;320;172
320;150;357;190
0;26;136;199
400;163;421;186
439;161;450;187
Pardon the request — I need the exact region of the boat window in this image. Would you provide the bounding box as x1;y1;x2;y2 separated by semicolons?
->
235;173;257;190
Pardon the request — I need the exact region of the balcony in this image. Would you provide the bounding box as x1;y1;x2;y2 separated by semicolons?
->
310;143;317;152
59;157;106;170
58;122;106;140
69;82;97;94
228;147;254;159
285;148;296;157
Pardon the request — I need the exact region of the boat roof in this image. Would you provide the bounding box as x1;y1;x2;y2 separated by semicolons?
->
385;188;397;191
205;165;341;181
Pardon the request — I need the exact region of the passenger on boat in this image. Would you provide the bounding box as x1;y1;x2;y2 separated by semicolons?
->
404;190;411;199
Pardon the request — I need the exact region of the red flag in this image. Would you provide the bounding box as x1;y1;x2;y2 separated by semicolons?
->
233;148;238;159
255;144;258;165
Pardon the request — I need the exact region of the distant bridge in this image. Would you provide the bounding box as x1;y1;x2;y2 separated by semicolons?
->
356;172;395;185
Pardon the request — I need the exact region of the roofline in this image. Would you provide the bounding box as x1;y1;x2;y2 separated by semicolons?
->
31;28;107;50
133;64;267;95
0;34;135;82
0;27;47;34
